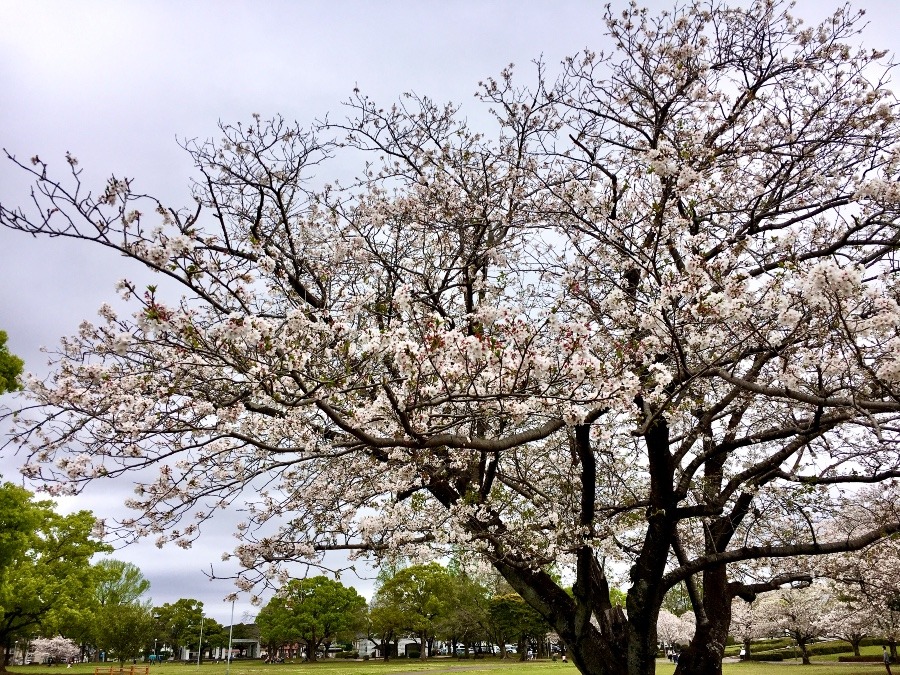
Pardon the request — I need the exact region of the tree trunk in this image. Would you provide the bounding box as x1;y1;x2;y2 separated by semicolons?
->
675;566;730;675
419;630;427;660
799;640;810;665
852;638;862;657
0;639;9;674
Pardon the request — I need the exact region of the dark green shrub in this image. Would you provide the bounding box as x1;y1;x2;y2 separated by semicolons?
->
838;656;881;662
745;653;784;661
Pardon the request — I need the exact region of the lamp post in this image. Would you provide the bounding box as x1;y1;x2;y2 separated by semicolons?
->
196;616;205;667
153;639;158;666
225;599;235;675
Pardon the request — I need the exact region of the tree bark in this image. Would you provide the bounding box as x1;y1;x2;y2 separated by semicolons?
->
674;566;730;675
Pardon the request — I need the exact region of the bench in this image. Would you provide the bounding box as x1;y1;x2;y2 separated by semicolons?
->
94;667;150;675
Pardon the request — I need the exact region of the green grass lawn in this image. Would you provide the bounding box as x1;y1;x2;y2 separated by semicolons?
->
5;657;891;675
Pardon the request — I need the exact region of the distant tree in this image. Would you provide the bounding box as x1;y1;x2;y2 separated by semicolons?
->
0;331;23;395
368;592;405;661
377;563;453;660
763;587;830;665
94;560;150;607
821;537;900;659
197;618;228;661
822;590;875;657
489;593;551;661
152;599;203;661
729;598;767;659
29;636;80;665
662;583;695;619
0;483;108;672
438;573;492;657
94;602;154;664
657;610;694;649
256;577;366;663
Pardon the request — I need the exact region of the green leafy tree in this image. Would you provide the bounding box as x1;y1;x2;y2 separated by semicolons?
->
95;560;151;607
378;563;453;660
152;599;204;661
368;595;405;661
95;602;155;664
257;577;366;663
0;482;108;672
438;573;491;656
0;331;23;395
197;618;228;660
489;593;551;661
88;560;153;663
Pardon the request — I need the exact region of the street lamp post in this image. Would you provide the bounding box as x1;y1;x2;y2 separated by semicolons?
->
153;640;158;666
225;599;235;675
196;616;205;668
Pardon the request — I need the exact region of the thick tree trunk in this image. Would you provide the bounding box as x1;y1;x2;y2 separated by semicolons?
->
852;638;862;657
675;566;730;675
419;630;427;660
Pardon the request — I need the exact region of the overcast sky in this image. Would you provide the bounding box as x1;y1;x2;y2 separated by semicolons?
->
1;0;898;625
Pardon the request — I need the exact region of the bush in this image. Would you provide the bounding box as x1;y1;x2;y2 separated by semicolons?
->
744;653;784;662
838;656;882;662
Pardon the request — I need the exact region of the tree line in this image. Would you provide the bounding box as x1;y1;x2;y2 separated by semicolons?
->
256;562;552;662
0;482;237;670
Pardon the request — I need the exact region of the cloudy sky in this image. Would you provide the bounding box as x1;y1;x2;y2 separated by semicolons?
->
1;0;897;624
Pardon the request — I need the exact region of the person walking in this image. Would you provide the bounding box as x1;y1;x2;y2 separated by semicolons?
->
884;646;893;675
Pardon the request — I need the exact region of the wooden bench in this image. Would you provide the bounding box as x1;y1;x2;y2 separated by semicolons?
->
94;667;150;675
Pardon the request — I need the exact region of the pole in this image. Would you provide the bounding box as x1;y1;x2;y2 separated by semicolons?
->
225;599;235;675
196;616;204;667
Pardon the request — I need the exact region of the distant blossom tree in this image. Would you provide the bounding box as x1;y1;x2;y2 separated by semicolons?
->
822;536;900;660
822;590;876;657
656;610;694;650
763;587;830;665
29;637;80;665
3;1;900;674
729;598;767;659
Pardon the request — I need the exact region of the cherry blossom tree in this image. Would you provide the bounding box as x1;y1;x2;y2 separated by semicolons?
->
29;636;80;666
822;537;900;659
656;610;694;649
729;598;767;660
762;586;830;665
3;1;900;675
822;590;876;657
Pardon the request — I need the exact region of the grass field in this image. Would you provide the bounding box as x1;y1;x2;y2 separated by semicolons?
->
5;657;892;675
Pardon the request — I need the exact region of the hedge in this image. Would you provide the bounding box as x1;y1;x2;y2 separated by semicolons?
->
744;653;785;661
838;656;882;662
